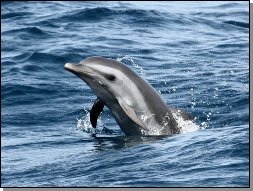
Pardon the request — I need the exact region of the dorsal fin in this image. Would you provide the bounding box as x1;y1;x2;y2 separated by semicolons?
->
90;98;105;128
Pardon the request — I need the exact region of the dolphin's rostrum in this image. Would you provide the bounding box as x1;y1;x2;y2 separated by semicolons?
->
64;57;194;136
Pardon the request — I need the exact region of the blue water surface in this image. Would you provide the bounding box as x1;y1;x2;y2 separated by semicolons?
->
1;1;249;187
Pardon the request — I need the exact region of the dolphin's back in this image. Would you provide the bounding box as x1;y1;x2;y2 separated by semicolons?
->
131;71;179;134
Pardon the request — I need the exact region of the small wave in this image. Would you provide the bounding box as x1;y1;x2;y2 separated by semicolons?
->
8;67;21;74
192;12;229;18
223;21;249;29
122;9;162;18
121;10;169;27
2;27;49;37
12;51;81;64
2;84;56;99
232;97;248;109
57;7;167;26
163;40;199;48
138;49;154;54
2;61;17;66
215;43;247;49
12;52;35;62
2;12;33;19
194;11;249;18
21;64;47;72
30;20;60;28
217;2;242;9
25;52;63;63
59;7;114;22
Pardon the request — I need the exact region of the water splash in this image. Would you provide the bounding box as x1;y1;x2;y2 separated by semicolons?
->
76;109;117;136
76;110;96;134
139;114;163;136
116;56;147;79
172;112;203;133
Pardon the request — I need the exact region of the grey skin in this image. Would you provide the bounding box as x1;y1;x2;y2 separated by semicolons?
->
64;57;194;136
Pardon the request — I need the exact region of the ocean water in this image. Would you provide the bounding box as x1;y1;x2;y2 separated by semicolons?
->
1;1;249;187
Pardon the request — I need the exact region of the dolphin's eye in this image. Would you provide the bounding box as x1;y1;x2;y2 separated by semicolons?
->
107;74;116;81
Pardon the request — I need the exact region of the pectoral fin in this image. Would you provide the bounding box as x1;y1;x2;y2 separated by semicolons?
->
90;98;105;128
116;97;149;131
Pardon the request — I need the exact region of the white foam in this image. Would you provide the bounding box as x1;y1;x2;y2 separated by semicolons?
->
116;56;146;78
76;111;96;134
172;112;204;133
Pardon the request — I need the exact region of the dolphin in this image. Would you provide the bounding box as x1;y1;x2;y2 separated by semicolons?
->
64;57;194;136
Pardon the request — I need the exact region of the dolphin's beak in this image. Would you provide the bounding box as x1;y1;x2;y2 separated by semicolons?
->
64;63;97;78
64;63;81;75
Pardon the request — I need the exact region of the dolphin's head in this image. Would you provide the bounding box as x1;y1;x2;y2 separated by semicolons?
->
64;57;135;104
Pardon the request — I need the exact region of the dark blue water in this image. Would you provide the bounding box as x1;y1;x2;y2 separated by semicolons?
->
1;1;249;187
